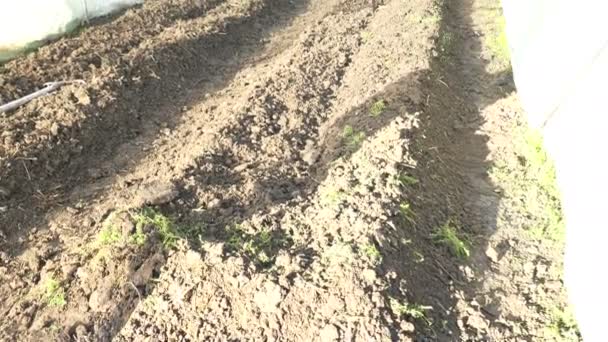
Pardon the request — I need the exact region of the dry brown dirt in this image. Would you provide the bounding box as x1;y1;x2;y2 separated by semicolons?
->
0;0;576;341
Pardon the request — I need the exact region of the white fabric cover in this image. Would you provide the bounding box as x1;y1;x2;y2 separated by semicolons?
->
0;0;142;62
502;1;608;341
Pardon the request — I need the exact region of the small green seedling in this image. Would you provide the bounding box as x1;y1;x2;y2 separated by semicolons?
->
243;230;273;265
321;188;347;206
98;211;123;246
399;202;416;224
98;225;122;245
343;125;366;149
362;243;382;264
432;221;470;259
131;208;180;249
390;298;432;323
398;174;419;186
413;250;425;263
485;16;510;67
130;228;147;246
547;306;580;340
439;31;454;54
369;100;386;117
361;31;374;43
45;278;66;308
226;225;287;267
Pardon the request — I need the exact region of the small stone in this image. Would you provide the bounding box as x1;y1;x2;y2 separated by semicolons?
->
61;262;78;278
74;324;88;338
233;163;251;173
400;320;415;333
205;243;224;264
50;123;60;136
137;181;179;206
185;250;202;268
89;280;114;312
88;168;103;179
535;264;548;279
20;249;41;271
523;262;535;274
371;292;383;306
461;265;474;280
361;269;377;284
301;140;320;166
9;278;24;290
274;252;291;268
319;324;340;341
0;186;10;199
207;197;221;208
482;303;501;318
485;246;499;263
465;314;488;331
254;281;282;313
132;253;164;286
74;89;91;106
219;297;230;310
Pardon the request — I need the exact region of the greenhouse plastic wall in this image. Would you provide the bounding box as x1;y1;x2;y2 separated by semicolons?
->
0;0;142;62
502;1;608;341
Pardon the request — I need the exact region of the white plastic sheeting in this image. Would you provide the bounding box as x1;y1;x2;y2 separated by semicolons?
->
0;0;142;62
502;1;608;341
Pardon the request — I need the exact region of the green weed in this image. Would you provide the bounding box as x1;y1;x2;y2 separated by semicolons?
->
98;224;122;245
362;243;382;264
485;15;510;67
343;125;366;149
546;306;580;341
361;31;374;43
413;250;425;263
438;31;454;55
44;278;66;308
320;186;347;206
97;211;123;246
422;13;440;25
131;208;180;249
243;230;272;265
369;100;386;117
398;173;419;186
226;225;287;267
390;298;432;323
490;128;565;244
322;242;356;266
432;221;470;259
399;202;417;224
130;228;147;246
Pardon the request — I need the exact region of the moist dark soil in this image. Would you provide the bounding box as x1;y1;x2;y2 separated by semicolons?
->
0;0;576;341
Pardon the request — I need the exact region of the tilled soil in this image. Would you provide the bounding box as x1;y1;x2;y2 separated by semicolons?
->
0;0;576;341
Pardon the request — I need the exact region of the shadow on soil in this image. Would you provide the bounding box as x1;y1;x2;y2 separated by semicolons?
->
172;0;513;339
158;0;513;340
0;0;307;246
373;1;514;339
176;1;513;340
